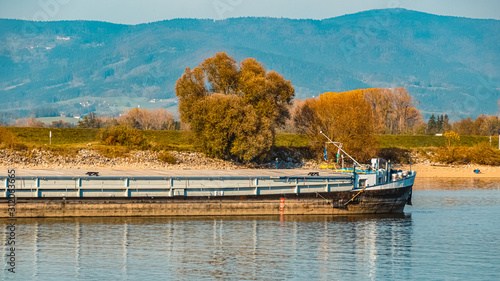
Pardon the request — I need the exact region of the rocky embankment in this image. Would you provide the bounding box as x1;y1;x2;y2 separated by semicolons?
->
0;149;312;170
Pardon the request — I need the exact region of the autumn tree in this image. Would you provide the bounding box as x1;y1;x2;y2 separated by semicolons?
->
362;88;423;134
294;90;378;162
363;88;393;133
99;116;119;128
15;117;45;128
201;53;239;94
452;115;500;136
279;99;306;133
481;115;500;136
452;117;474;135
119;108;175;130
175;52;294;161
189;94;273;160
151;108;177;130
293;99;318;136
391;87;416;134
472;114;486;135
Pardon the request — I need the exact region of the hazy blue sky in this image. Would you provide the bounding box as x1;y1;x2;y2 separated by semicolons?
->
0;0;499;24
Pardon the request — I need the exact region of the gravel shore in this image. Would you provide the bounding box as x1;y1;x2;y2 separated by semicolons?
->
0;149;312;170
1;149;498;178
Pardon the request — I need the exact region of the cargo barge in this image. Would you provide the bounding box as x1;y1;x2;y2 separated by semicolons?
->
0;164;415;218
0;137;415;217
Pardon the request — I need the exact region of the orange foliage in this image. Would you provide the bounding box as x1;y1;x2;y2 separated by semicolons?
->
363;87;423;134
294;87;423;162
295;89;378;162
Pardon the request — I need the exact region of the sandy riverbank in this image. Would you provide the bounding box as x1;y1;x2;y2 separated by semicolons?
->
1;147;499;178
2;163;499;179
397;163;500;178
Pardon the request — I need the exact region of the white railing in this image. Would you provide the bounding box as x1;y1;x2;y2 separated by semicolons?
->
0;175;354;198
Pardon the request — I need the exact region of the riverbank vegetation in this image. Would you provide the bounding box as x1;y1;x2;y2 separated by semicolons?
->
1;126;499;165
293;88;423;162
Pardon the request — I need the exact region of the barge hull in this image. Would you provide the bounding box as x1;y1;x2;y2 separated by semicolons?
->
0;186;412;218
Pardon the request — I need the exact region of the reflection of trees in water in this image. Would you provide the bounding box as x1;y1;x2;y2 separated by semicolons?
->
0;215;413;280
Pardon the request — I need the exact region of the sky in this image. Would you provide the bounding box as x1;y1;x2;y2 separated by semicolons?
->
0;0;499;24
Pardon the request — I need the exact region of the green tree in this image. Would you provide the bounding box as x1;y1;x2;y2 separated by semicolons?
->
50;120;74;128
78;112;102;128
427;114;437;134
436;115;444;133
175;52;294;162
442;114;452;132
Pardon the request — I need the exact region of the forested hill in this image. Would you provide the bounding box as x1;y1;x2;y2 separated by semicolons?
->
1;8;499;122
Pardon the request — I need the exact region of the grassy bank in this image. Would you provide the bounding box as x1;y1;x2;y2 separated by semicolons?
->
6;127;496;148
378;135;498;148
9;127;97;145
4;128;313;150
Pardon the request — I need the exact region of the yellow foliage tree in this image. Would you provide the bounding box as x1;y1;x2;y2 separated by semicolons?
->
294;90;378;162
444;130;460;147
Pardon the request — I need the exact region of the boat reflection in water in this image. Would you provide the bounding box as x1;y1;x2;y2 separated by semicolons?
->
0;215;412;280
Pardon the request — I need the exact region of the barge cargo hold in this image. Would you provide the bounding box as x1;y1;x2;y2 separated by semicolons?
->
0;167;415;218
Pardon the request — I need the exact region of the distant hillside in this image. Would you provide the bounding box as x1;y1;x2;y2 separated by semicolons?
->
0;8;499;122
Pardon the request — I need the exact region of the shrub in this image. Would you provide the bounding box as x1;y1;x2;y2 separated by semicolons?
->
158;151;176;164
0;127;21;149
469;142;500;165
432;142;500;165
97;126;148;149
379;147;411;164
433;146;470;164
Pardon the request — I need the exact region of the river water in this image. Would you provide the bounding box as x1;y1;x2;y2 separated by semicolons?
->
1;178;499;280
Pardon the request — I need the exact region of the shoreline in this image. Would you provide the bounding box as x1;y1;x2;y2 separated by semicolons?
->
397;163;500;178
1;149;498;179
1;163;499;179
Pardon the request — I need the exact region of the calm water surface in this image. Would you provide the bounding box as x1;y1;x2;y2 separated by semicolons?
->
1;178;499;280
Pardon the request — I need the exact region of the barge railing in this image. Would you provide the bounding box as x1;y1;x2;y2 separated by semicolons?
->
0;175;353;198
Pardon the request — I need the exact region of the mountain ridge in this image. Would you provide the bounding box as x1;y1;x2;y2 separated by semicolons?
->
0;8;499;122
